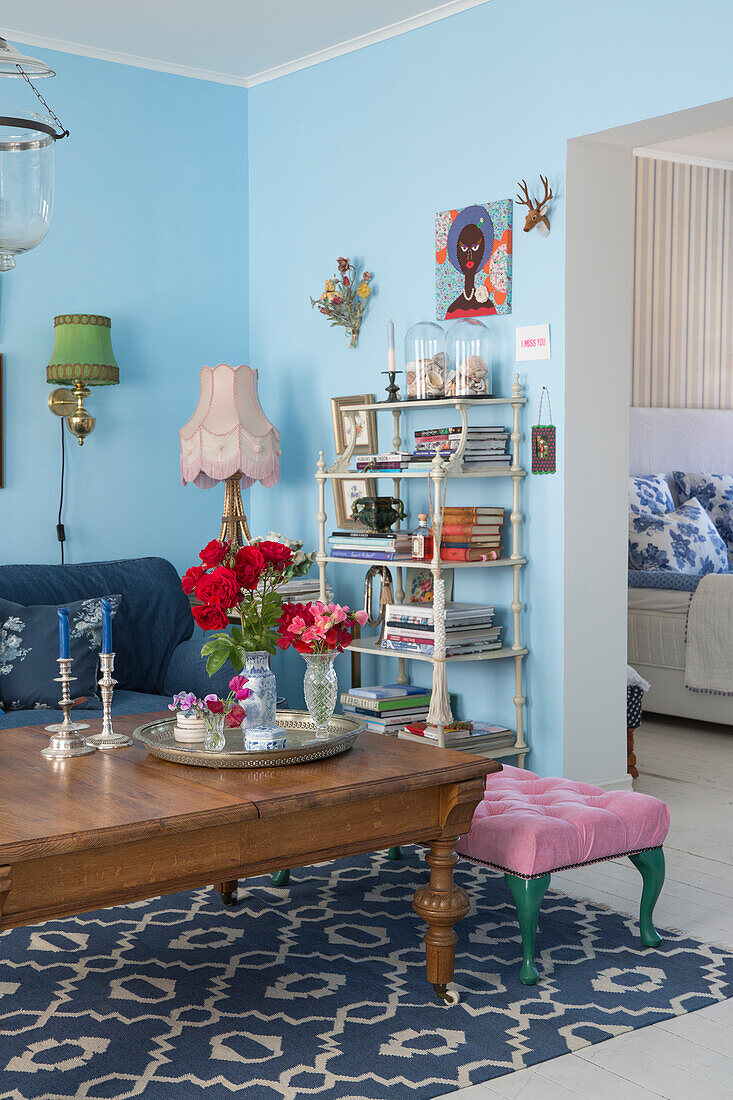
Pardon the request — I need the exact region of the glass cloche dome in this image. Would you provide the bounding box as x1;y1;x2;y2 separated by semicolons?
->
445;319;492;398
404;321;445;400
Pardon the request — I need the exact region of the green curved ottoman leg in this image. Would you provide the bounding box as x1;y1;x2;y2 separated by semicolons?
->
387;846;404;860
629;847;665;947
505;872;551;985
271;869;290;886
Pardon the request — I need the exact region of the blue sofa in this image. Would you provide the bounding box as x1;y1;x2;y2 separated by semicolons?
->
0;556;233;729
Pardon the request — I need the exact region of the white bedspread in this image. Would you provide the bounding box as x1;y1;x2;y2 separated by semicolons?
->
685;574;733;695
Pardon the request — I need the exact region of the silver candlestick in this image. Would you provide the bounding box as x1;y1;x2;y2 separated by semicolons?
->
86;652;132;748
42;657;95;759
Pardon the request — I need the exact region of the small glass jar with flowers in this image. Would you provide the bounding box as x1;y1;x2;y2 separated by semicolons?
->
200;675;252;752
276;601;367;732
182;538;295;730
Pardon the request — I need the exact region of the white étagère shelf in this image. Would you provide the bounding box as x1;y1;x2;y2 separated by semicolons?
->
314;376;528;765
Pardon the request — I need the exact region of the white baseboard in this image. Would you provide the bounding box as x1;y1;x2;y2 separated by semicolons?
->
590;773;634;791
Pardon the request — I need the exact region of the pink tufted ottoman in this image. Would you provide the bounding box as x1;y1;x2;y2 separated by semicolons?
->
456;765;670;985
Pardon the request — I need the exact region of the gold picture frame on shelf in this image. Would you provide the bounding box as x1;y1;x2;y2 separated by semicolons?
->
332;476;376;530
331;394;378;456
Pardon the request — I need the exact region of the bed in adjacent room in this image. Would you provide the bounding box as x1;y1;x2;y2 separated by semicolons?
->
628;408;733;725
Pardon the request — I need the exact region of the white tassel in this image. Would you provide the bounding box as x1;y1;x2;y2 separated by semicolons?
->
426;575;453;732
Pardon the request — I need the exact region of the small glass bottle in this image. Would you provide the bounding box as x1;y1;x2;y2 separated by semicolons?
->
411;514;434;561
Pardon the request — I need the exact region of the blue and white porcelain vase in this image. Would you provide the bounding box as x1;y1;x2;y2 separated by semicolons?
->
240;651;277;729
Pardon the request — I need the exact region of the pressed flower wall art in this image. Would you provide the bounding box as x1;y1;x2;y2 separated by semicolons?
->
310;257;373;348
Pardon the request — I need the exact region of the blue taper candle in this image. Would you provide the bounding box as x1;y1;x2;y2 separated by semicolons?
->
101;598;112;654
58;607;70;659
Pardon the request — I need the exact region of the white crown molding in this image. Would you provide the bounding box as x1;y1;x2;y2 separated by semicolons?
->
3;27;250;87
634;146;733;172
245;0;491;87
6;1;491;89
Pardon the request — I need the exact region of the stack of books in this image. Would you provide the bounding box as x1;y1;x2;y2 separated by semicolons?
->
355;452;411;472
340;683;432;734
412;426;510;467
381;601;502;656
440;506;505;562
329;530;413;561
399;721;515;752
278;576;330;602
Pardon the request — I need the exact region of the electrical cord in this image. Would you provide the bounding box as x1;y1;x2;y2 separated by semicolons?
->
57;417;66;564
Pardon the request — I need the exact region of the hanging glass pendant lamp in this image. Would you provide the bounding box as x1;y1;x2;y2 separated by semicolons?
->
0;37;69;271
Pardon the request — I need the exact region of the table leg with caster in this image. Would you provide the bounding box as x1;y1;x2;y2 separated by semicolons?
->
217;879;238;906
412;835;468;1006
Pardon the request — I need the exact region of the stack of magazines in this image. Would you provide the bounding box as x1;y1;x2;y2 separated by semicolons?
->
399;721;514;752
340;683;433;734
329;530;413;561
380;602;502;656
355;452;411;472
411;425;509;467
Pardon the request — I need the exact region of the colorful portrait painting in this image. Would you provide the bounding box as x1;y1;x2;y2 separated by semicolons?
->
435;200;512;320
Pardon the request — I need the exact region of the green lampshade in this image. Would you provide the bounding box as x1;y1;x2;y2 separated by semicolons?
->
46;314;119;386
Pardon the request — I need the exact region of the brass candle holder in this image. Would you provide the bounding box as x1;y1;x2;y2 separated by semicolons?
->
86;653;131;749
42;657;95;759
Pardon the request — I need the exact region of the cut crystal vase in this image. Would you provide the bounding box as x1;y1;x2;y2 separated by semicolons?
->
204;713;226;752
302;652;338;734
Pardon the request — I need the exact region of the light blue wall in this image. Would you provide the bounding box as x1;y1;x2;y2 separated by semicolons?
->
247;0;733;773
0;48;249;574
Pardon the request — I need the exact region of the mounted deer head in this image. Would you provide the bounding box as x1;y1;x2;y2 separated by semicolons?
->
516;175;553;236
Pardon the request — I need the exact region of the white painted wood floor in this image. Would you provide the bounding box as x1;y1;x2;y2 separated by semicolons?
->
435;714;733;1100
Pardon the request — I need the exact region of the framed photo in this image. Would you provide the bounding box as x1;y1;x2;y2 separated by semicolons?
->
405;566;454;604
331;394;378;456
332;477;375;530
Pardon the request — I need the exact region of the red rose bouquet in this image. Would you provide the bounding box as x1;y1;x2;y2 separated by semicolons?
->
182;538;294;675
276;601;368;655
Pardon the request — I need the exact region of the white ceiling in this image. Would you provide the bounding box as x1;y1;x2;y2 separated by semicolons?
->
2;0;490;87
636;125;733;171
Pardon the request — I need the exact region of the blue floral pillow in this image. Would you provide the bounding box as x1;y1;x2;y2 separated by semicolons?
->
673;472;733;562
0;594;121;711
628;474;675;516
629;497;729;574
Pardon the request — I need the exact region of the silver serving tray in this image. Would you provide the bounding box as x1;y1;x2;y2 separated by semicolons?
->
133;710;364;768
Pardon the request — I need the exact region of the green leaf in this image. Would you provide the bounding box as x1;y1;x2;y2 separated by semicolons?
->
206;649;229;676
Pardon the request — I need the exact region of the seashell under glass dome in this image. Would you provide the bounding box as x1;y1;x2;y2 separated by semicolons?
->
445;319;492;398
404;321;445;400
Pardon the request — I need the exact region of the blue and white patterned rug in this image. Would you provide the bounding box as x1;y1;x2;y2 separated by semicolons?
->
1;847;731;1100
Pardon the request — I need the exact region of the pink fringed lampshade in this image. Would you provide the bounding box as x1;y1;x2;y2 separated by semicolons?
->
180;364;280;490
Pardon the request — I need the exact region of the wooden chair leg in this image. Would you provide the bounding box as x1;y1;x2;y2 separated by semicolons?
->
629;847;665;947
627;727;639;779
217;879;238;906
504;872;551;985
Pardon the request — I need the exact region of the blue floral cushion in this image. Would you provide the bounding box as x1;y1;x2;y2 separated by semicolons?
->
673;472;733;562
0;594;121;712
628;475;675;516
629;498;729;574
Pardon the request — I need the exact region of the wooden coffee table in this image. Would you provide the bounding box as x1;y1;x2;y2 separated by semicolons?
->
0;713;497;1004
